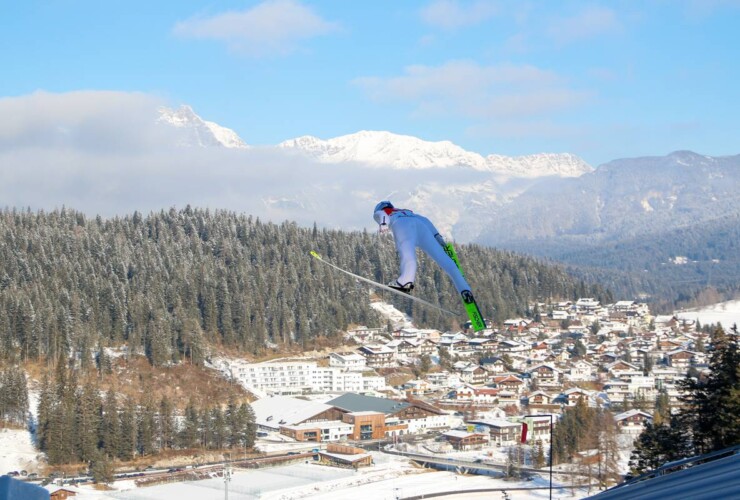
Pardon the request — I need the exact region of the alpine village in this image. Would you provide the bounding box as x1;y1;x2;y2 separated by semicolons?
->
1;208;738;499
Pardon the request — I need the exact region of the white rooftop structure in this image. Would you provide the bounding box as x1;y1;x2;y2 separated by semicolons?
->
251;396;336;431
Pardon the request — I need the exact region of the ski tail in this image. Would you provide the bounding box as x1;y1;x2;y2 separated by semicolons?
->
462;292;486;332
446;243;487;332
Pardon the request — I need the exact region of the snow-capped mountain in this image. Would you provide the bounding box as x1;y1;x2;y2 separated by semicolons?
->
158;105;249;149
156;106;591;178
279;131;593;178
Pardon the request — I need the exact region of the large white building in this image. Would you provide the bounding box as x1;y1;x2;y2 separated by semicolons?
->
329;352;367;371
219;359;385;395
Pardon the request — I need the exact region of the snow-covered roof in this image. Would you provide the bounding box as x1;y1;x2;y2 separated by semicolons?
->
467;418;521;429
614;409;653;421
251;396;335;430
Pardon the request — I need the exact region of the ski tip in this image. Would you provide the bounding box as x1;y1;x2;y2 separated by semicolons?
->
310;251;322;260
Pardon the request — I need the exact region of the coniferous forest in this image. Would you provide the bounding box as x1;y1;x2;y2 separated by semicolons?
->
0;207;611;366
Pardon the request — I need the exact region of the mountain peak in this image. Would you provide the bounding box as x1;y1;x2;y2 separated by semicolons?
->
280;130;592;177
157;105;249;149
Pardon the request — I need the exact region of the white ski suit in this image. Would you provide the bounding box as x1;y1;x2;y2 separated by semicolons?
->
374;206;471;294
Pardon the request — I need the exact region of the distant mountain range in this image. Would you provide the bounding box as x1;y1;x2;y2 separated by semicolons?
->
156;105;740;304
159;105;592;178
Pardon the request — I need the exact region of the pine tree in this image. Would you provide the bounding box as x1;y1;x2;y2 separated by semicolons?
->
676;325;740;454
179;398;199;449
90;449;115;485
137;393;157;456
158;396;176;451
36;374;54;452
118;397;137;461
101;389;120;458
76;383;102;463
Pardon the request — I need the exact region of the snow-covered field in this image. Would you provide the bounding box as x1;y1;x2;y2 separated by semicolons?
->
57;451;589;500
0;426;40;475
675;299;740;329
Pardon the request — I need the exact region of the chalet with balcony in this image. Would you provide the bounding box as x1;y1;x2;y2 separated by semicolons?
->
467;419;523;447
357;344;396;368
442;430;489;450
614;409;653;434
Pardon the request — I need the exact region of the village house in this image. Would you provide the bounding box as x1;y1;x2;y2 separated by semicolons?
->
526;388;551;402
493;374;526;395
450;385;475;401
442;430;490;450
472;387;499;404
317;444;374;469
467;418;523;447
454;361;488;385
329;352;367;372
357;344;396;368
480;356;508;375
498;339;531;354
329;393;450;435
386;339;421;358
606;359;641;378
515;414;554;444
403;379;431;396
567;359;596;382
664;349;697;370
561;387;593;407
468;337;498;352
426;371;461;389
527;363;563;386
614;409;653;434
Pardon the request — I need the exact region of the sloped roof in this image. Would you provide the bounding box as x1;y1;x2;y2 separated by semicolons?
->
328;393;410;415
589;448;740;500
251;396;336;429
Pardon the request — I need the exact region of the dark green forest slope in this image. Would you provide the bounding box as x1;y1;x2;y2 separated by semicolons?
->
510;216;740;312
0;207;610;365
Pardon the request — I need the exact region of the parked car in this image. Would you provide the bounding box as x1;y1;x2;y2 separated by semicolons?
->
6;471;19;477
27;473;39;480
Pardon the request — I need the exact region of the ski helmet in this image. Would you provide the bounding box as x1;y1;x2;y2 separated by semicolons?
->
374;201;393;212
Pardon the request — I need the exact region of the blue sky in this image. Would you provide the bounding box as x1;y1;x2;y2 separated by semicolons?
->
2;0;740;167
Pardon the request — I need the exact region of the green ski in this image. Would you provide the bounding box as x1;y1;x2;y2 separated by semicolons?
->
445;243;486;332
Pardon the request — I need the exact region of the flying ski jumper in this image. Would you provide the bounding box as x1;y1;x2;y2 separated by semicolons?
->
373;201;486;331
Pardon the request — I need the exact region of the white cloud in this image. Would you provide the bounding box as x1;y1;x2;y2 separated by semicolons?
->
0;91;486;232
354;60;590;120
547;6;622;45
172;0;338;57
420;0;499;30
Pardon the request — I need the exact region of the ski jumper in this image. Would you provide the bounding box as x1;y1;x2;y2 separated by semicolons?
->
374;206;471;294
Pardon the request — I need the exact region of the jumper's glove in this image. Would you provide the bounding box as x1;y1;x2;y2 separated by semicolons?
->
378;223;390;236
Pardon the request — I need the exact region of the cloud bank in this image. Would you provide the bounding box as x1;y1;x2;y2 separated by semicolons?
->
0;91;487;234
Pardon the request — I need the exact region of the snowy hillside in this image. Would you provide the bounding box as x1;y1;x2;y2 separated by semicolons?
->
675;299;740;329
279;130;593;178
157;105;249;149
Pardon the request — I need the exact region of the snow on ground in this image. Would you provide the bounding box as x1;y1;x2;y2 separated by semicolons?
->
1;390;42;475
370;301;413;329
675;299;740;329
62;451;591;500
0;426;41;475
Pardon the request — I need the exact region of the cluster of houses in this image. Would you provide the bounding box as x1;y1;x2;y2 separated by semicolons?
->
216;298;712;451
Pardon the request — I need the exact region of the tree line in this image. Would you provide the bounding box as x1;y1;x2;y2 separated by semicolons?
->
0;365;28;427
36;362;256;467
0;207;610;366
629;325;740;475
